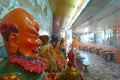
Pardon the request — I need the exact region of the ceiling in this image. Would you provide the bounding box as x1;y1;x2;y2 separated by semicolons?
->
0;0;113;34
73;0;112;31
48;0;112;32
48;0;90;30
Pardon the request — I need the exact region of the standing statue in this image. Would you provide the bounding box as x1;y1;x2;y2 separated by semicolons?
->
0;8;48;80
59;43;83;80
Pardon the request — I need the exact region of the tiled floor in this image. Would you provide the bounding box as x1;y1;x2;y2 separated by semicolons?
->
75;50;120;80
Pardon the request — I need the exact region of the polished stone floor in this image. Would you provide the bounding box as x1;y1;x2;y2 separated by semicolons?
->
75;50;120;80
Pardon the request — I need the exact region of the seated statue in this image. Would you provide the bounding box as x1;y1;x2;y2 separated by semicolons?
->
0;8;48;80
50;34;59;49
59;37;66;57
50;34;67;68
39;35;58;72
40;35;67;80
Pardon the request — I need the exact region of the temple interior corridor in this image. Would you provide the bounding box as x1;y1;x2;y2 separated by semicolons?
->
1;0;120;80
75;50;120;80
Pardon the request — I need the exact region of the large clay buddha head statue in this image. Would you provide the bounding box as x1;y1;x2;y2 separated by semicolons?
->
0;8;42;59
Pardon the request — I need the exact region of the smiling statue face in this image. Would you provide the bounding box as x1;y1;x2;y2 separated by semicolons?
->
2;8;42;58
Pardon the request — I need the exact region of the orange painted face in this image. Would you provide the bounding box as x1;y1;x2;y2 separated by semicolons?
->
2;8;42;58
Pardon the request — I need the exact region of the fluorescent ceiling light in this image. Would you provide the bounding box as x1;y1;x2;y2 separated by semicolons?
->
84;27;89;33
65;0;90;30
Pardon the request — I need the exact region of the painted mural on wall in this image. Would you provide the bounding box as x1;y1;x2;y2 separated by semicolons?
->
0;0;52;57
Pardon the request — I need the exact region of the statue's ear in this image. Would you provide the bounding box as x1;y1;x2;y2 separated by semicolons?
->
8;32;19;54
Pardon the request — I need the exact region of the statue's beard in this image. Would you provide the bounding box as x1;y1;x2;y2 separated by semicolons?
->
9;53;48;74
